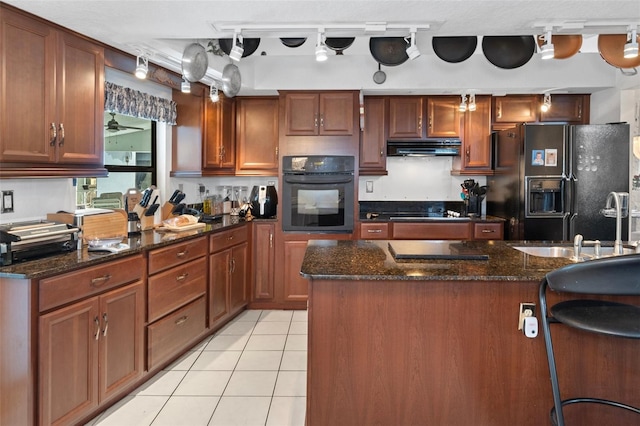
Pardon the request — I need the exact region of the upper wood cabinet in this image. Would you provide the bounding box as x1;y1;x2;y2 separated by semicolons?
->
171;88;204;176
203;94;236;173
283;91;354;136
0;7;105;177
427;96;462;138
453;95;493;174
492;95;539;125
389;96;461;139
539;94;589;124
359;96;387;175
236;97;279;175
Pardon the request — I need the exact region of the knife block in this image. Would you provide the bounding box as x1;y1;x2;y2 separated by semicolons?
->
140;213;155;231
161;202;176;221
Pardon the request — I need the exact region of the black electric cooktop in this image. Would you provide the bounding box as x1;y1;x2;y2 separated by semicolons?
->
388;240;489;261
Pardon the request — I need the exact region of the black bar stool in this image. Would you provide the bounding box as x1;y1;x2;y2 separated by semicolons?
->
539;255;640;425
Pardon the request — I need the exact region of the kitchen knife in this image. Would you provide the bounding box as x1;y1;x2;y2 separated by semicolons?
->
171;203;186;215
168;189;181;204
140;189;151;207
145;203;160;216
173;193;186;204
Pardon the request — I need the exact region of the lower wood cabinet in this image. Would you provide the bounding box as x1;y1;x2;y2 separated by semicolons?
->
252;222;276;301
283;240;310;302
38;255;145;426
147;237;208;371
209;225;249;328
360;221;504;241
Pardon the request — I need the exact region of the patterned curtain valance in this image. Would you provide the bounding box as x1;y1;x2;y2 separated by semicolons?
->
105;81;177;125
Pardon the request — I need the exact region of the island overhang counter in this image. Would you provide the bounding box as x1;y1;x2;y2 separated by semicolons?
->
300;240;640;426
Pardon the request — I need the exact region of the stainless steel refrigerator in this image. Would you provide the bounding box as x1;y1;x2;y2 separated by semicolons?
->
487;123;630;241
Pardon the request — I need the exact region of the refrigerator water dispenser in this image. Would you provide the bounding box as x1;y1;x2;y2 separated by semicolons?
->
527;178;564;215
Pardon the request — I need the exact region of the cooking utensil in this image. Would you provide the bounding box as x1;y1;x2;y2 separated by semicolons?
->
172;203;186;215
535;34;582;59
181;43;208;82
325;37;355;55
145;203;160;216
598;33;640;69
221;63;241;97
140;189;152;207
481;36;536;69
373;63;386;84
280;38;307;48
168;189;181;204
432;36;477;63
369;37;409;66
218;37;261;58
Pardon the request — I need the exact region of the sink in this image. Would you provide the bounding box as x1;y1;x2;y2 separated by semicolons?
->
512;245;637;260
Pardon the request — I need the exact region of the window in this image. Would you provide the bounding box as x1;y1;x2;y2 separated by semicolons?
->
76;113;156;209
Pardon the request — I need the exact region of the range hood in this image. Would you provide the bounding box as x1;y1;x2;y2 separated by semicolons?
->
387;139;461;157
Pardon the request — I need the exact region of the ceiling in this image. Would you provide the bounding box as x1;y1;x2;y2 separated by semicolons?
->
4;0;640;92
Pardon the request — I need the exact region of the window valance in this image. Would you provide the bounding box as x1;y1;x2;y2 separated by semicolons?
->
105;82;177;125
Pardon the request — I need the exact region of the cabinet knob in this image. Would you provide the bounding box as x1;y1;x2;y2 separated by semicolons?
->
58;123;65;146
49;123;57;146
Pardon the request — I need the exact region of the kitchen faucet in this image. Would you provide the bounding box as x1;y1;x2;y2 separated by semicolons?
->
602;191;629;255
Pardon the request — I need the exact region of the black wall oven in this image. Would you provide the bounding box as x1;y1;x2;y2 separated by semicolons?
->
282;155;355;233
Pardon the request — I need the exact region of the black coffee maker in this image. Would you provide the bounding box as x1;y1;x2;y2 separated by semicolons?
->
250;185;278;218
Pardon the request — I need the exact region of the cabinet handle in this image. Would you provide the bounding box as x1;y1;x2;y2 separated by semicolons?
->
320;114;324;127
58;123;65;146
481;229;495;233
466;147;471;162
176;250;188;257
102;313;108;336
380;149;384;157
94;316;100;340
176;273;189;282
577;103;582;119
314;115;318;128
175;315;188;326
91;274;111;286
367;229;382;233
269;232;273;248
418;116;422;132
275;146;279;159
230;258;236;273
496;104;502;119
428;116;432;129
227;235;234;241
49;123;57;146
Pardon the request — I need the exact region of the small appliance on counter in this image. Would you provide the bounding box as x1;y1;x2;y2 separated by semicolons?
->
250;185;278;218
0;220;80;266
47;208;127;244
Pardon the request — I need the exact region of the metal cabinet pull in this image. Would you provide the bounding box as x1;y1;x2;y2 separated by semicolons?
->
176;250;188;257
314;115;318;128
418;117;423;131
176;273;189;282
320;114;324;127
227;235;234;241
91;274;111;286
58;123;65;146
275;146;279;159
175;315;188;326
94;316;100;340
102;313;108;336
50;123;57;146
496;104;502;119
230;258;236;273
269;233;273;248
481;229;495;233
367;229;382;233
466;147;471;162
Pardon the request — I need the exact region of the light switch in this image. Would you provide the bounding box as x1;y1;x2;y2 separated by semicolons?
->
366;181;374;193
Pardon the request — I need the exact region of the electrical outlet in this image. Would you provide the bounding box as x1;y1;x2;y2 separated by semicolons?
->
366;180;374;193
2;190;14;213
518;303;536;330
198;183;205;194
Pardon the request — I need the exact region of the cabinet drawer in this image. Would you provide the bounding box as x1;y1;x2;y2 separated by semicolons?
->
392;222;471;240
39;254;144;312
473;223;504;240
147;296;207;370
210;225;248;253
360;222;390;239
148;257;207;323
148;237;207;274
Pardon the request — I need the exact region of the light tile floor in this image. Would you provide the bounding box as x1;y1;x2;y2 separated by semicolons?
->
87;310;307;426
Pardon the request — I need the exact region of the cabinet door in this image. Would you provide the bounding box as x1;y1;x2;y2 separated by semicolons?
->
283;240;309;302
209;249;230;326
319;92;354;135
40;298;99;426
388;97;424;139
539;94;588;124
229;242;249;314
284;92;319;135
99;282;144;402
427;96;461;138
203;95;235;171
461;95;492;171
56;31;104;164
236;97;279;174
253;222;276;300
493;95;539;123
0;9;56;163
360;96;387;173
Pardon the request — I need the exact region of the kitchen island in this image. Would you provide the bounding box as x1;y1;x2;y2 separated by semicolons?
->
301;240;640;426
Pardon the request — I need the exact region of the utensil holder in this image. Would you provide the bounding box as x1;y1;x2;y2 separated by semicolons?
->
465;196;482;216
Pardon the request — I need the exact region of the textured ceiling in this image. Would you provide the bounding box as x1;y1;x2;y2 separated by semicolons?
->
4;0;640;92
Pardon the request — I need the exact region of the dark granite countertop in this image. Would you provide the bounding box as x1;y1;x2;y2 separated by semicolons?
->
0;216;249;280
359;214;506;222
300;239;574;282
